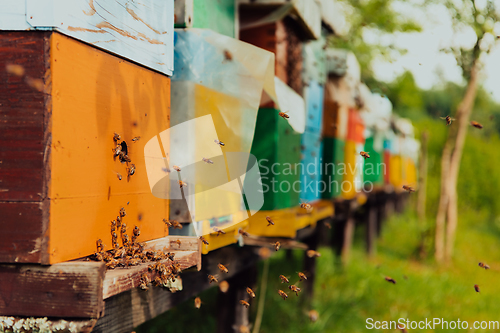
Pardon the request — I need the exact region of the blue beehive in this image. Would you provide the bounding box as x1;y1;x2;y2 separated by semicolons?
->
300;131;323;202
304;81;325;132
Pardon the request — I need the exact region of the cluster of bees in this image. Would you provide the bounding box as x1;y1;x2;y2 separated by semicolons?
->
112;132;137;181
90;206;183;290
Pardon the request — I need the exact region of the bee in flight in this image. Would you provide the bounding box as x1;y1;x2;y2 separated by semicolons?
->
127;164;136;177
278;111;289;119
298;272;307;281
266;216;275;226
223;50;233;61
278;290;288;300
239;300;250;308
239;229;250;237
199;236;209;245
300;202;313;212
202;157;214;164
385;276;396;284
360;151;370;160
213;227;226;236
178;180;187;188
279;275;289;284
474;284;480;293
306;250;321;258
273;241;281;251
214;139;225;147
440;115;455;126
173;165;181;172
208;274;218;284
288;285;301;296
246;287;256;298
478;262;490;269
471;121;483;129
218;263;229;274
132;136;141;142
194;297;202;309
402;185;415;193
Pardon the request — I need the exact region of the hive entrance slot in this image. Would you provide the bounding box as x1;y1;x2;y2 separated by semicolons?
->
119;141;128;163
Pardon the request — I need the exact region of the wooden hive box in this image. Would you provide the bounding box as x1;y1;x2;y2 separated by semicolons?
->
363;136;385;187
321;137;345;199
0;31;171;264
299;131;322;203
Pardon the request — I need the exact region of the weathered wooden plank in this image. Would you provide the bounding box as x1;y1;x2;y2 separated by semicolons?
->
0;31;49;202
0;0;174;76
0;202;47;264
0;262;106;318
0;317;97;333
93;246;260;333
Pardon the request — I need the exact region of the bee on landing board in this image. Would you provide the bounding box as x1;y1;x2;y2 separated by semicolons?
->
214;139;225;147
266;216;275;226
273;241;281;251
175;239;182;248
479;262;490;269
96;239;104;252
471;121;483;129
279;275;289;284
288;285;301;296
218;263;229;274
360;151;370;160
139;273;150;290
402;185;415;193
194;297;202;309
278;290;288;300
474;284;480;293
385;276;396;284
199;236;209;245
298;272;308;281
440;115;455;126
246;287;256;298
208;274;218;284
306;250;321;258
213;227;226;236
240;300;250;308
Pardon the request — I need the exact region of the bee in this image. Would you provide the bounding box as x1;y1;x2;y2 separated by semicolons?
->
273;241;281;251
127;164;136;177
239;300;250;308
266;216;275;226
223;50;233;61
112;144;122;157
132;136;141;142
116;215;122;225
120;153;132;163
213;227;226;236
162;167;171;173
279;275;289;283
202;157;214;164
121;223;127;235
115;172;122;180
163;219;173;228
471;121;483;129
478;262;490;269
133;226;140;237
214;139;225;147
306;250;321;258
308;310;319;322
173;165;181;172
166;252;175;261
111;231;118;240
199;236;209;245
324;222;331;229
219;280;230;293
106;260;118;269
298;272;307;281
153;276;163;287
171;220;183;229
246;287;256;298
194;297;202;309
93;251;104;261
175;239;182;248
218;263;229;273
139;273;149;290
119;207;126;217
474;284;480;293
278;111;289;119
360;151;370;160
96;239;104;252
440;115;455;126
179;180;187;188
385;276;396;284
300;202;313;212
278;290;288;300
113;132;121;142
208;274;218;284
288;284;301;296
402;185;415;193
239;229;250;237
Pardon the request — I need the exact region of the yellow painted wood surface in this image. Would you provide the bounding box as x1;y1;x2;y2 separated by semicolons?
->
199;211;249;254
389;155;403;189
246;209;298;238
295;200;334;230
48;33;170;264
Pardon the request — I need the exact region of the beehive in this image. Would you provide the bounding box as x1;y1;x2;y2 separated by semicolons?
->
0;32;171;264
321;138;345;199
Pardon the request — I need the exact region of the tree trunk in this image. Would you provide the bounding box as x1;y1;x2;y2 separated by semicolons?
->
417;131;428;222
444;63;480;260
434;140;452;262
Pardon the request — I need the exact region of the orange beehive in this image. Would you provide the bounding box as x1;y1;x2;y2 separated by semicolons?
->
0;31;171;264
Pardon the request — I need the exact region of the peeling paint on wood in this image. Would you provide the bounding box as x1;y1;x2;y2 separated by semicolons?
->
0;0;174;76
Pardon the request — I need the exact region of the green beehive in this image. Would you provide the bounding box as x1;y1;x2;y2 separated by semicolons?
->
248;108;301;210
363;137;384;186
321;137;345;199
